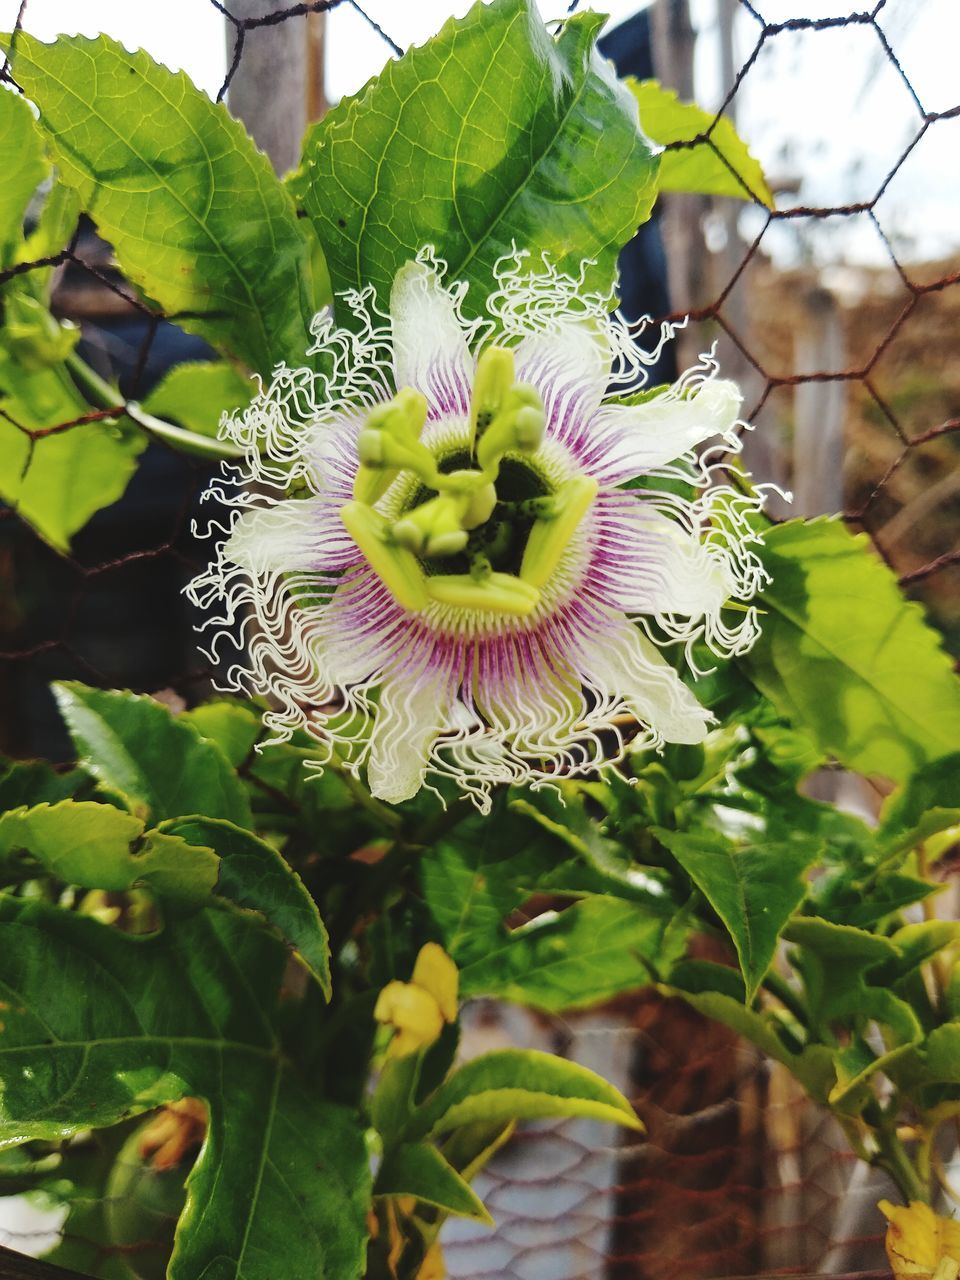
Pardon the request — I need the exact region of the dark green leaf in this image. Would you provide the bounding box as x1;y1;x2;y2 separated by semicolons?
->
629;78;773;206
295;0;658;313
10;33;327;373
876;754;960;859
655;828;821;1001
743;518;960;784
0;757;93;811
459;896;685;1011
163;816;331;997
375;1143;492;1222
52;682;252;828
664;983;835;1104
409;1048;641;1140
0;897;370;1280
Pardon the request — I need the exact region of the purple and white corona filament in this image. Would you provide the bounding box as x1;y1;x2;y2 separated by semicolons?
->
188;249;767;810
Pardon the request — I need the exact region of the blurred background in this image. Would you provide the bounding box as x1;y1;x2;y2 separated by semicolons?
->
0;1;957;1275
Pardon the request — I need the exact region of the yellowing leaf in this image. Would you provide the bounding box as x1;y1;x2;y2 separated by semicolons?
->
881;1200;960;1278
629;77;774;208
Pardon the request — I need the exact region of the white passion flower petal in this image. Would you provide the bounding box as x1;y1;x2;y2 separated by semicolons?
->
390;254;482;418
226;498;359;575
188;248;766;812
581;378;743;484
579;621;713;746
367;671;450;804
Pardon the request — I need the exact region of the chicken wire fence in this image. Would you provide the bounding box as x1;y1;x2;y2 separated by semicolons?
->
0;0;957;1275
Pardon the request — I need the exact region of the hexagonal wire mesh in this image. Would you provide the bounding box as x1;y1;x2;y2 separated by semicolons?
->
0;0;957;1276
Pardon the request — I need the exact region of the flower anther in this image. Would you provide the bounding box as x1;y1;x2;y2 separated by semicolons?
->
188;248;768;810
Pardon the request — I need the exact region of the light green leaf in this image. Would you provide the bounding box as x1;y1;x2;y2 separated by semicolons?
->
163;816;331;998
409;1049;641;1140
0;87;48;266
459;896;684;1012
9;32;327;374
0;334;146;550
0;800;218;902
375;1143;492;1223
18;180;81;271
0;897;370;1280
52;681;252;829
294;0;658;314
743;518;960;784
141;360;256;438
628;78;774;206
655;828;820;1002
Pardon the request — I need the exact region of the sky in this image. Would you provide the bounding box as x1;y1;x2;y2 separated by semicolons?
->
0;0;957;269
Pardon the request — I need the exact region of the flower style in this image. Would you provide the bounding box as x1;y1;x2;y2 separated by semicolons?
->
189;249;766;810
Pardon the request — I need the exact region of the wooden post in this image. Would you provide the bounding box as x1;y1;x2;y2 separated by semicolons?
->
793;286;846;516
651;0;709;371
223;3;327;176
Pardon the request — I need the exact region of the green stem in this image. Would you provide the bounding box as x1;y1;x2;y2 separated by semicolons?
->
65;351;242;460
761;970;809;1028
873;1114;929;1204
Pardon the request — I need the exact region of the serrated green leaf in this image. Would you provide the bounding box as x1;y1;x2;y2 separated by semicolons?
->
141;360;255;438
0;331;146;550
163;816;331;998
0;87;48;267
743;518;960;784
459;896;685;1012
0;897;369;1280
655;828;820;1001
0;799;218;902
375;1142;492;1223
52;682;252;829
295;0;657;314
628;78;774;206
9;32;326;374
408;1048;640;1141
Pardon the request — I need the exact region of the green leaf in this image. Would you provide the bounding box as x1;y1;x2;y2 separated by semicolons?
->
655;828;821;1002
0;897;370;1280
0;756;93;811
295;0;658;314
459;896;685;1012
743;518;960;784
52;682;252;828
876;754;960;859
163;816;331;998
409;1048;641;1140
0;332;146;550
628;78;774;206
375;1142;492;1223
18;181;81;270
782;916;921;1109
0;87;48;266
663;982;836;1104
0;799;218;902
141;360;255;437
9;33;327;374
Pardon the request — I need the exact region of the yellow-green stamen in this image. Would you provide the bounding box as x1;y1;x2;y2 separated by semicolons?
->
341;360;590;617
